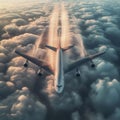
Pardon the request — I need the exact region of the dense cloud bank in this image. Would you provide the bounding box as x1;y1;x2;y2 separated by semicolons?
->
0;1;51;120
68;0;120;120
0;87;46;120
0;0;120;120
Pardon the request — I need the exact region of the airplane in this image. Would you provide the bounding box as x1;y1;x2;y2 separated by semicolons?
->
15;28;106;93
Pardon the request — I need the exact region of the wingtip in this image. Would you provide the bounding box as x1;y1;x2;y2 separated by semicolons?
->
100;49;107;54
102;49;107;54
100;50;106;55
15;50;18;53
15;50;20;54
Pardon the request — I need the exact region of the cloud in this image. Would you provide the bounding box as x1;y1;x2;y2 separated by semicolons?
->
0;13;21;21
99;16;117;24
95;7;111;16
98;46;119;63
0;87;46;120
1;33;10;39
71;111;81;120
0;2;52;120
0;0;120;120
96;60;119;79
85;19;99;26
1;33;38;51
19;25;43;35
3;24;20;37
105;26;120;46
0;2;48;40
69;1;120;119
7;66;36;89
90;78;120;115
0;53;8;63
0;81;15;98
81;12;94;20
11;18;28;26
50;91;82;111
0;63;6;73
108;108;120;120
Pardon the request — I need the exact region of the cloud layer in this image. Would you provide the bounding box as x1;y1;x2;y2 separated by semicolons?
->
0;0;120;120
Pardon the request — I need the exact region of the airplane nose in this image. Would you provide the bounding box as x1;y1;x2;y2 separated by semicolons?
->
56;84;63;93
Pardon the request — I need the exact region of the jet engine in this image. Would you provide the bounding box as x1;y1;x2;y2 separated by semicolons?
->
24;60;28;67
37;69;43;76
90;60;95;68
75;68;81;77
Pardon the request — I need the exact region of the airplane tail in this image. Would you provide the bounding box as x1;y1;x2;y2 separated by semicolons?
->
45;44;74;52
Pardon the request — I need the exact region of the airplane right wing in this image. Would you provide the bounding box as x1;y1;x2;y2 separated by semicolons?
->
62;45;74;52
64;50;106;74
15;50;54;74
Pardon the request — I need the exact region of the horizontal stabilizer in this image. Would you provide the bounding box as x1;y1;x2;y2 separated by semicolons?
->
62;45;74;51
45;45;57;52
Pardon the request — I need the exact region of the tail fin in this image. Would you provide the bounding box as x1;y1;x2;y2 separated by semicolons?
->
45;45;57;52
62;45;74;52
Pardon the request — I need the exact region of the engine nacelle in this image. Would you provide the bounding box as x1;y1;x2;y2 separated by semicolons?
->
24;60;28;68
37;69;43;76
90;60;96;68
90;63;95;68
75;68;81;77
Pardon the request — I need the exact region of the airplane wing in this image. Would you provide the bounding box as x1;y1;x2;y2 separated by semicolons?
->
64;50;106;73
15;50;54;74
62;45;74;51
45;45;57;52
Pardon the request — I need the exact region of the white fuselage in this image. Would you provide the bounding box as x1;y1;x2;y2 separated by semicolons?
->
54;48;64;93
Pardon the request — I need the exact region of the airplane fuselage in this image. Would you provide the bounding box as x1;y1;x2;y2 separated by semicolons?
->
54;48;64;93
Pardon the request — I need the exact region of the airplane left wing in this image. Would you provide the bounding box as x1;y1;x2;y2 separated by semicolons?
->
45;45;57;52
15;50;54;74
64;50;106;73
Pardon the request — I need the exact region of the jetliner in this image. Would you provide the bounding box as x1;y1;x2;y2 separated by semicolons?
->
15;28;106;93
